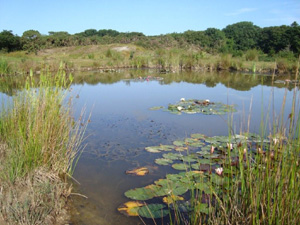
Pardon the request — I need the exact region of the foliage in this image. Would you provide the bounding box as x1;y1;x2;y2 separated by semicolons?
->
0;30;21;52
223;21;261;51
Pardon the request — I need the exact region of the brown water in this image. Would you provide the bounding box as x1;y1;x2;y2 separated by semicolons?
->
0;70;297;225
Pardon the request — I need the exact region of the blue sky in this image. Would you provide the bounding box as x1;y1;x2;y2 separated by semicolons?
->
0;0;299;36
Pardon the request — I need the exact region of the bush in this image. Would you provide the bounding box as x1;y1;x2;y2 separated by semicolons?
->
245;49;259;61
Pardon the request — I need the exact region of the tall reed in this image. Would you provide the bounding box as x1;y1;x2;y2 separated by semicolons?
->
0;63;87;182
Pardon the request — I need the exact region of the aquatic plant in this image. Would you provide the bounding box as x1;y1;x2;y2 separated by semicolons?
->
119;132;271;220
151;98;236;115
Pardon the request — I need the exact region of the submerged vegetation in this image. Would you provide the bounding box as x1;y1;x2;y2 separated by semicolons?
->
0;64;87;224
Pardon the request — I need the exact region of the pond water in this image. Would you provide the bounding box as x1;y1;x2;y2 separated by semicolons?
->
0;70;298;225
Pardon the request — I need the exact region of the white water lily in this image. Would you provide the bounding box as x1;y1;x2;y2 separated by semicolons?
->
177;106;183;111
215;167;223;176
205;99;210;103
180;98;185;102
227;143;233;150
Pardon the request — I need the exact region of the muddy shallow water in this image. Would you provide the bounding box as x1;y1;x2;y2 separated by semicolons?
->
0;70;297;225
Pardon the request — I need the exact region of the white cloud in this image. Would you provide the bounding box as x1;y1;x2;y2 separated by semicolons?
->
225;8;257;16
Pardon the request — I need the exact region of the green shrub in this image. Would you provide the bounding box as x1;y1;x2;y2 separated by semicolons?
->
245;49;259;61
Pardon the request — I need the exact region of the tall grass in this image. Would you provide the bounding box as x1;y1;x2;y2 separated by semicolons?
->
0;58;10;75
0;63;87;182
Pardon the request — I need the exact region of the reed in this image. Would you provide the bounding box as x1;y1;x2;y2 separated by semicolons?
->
0;63;87;182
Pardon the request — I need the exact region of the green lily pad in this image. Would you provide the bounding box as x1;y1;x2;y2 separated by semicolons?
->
163;152;183;160
191;133;206;139
174;146;189;152
173;140;186;147
151;99;236;116
155;158;173;166
181;155;198;163
195;203;209;214
172;163;188;171
125;186;156;200
138;204;169;218
145;146;161;153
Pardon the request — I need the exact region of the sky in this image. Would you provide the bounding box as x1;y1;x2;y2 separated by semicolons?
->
0;0;299;36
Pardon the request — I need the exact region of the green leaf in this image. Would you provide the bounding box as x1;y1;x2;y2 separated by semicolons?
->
172;163;188;170
155;158;173;166
145;146;161;153
138;204;168;218
173;140;186;147
163;152;183;160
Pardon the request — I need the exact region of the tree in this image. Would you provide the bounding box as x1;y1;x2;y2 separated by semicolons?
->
204;28;226;51
0;30;20;52
223;22;260;51
258;26;289;54
288;22;300;55
21;30;42;54
47;31;71;47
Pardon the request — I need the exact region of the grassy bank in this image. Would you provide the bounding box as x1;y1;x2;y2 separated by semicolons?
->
0;64;87;224
0;44;298;75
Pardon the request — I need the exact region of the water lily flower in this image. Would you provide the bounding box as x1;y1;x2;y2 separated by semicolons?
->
180;98;185;102
215;167;223;176
227;143;233;150
273;138;279;144
205;99;210;103
210;146;214;154
177;106;183;111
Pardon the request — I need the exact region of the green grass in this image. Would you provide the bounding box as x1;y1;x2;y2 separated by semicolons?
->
0;63;87;182
0;58;10;75
0;44;297;75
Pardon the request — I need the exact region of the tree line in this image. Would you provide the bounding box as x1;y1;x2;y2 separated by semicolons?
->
0;21;299;58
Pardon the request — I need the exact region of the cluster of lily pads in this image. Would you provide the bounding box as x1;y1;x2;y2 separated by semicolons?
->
150;98;236;115
119;132;271;219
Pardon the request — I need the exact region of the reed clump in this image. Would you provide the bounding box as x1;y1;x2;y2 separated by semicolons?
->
0;63;87;224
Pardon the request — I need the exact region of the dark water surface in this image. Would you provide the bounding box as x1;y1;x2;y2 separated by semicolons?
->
0;70;298;225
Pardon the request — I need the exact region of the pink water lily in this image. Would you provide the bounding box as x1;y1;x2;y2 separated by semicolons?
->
215;167;223;176
210;146;215;154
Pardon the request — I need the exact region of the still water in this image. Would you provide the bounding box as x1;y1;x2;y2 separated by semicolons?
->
0;70;297;224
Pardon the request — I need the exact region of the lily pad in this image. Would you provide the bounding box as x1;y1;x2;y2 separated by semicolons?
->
163;152;183;160
173;140;186;147
163;195;184;205
117;201;145;216
138;204;169;218
145;146;161;153
125;186;156;200
126;167;149;176
151;99;236;115
191;133;206;139
155;158;173;166
174;146;189;152
172;163;188;170
195;203;209;214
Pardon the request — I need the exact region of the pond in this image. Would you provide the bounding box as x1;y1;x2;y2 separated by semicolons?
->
0;70;298;224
